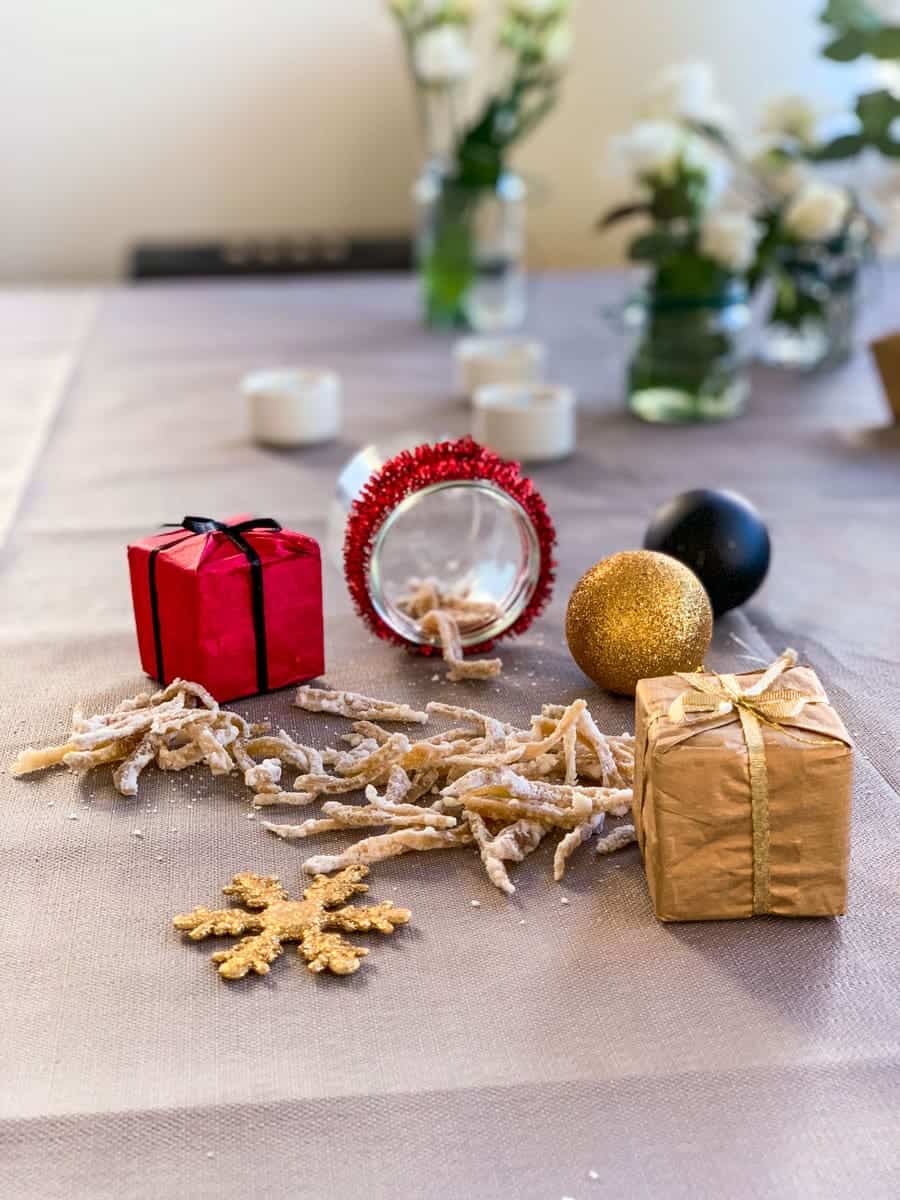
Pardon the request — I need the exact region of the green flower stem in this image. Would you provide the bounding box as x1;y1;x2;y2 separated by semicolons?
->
629;310;735;411
421;186;477;329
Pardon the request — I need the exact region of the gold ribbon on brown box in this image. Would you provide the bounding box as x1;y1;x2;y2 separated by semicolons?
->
666;648;824;915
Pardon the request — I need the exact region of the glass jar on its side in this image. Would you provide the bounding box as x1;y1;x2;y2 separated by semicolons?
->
331;437;554;651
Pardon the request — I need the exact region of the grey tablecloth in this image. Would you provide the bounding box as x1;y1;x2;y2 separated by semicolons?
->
1;276;899;1200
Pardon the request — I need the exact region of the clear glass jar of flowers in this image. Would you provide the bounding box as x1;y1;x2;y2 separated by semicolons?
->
623;282;753;423
754;183;869;371
746;97;877;372
386;0;572;331
600;115;762;423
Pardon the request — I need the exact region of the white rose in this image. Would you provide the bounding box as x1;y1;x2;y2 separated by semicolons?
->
699;212;763;273
865;0;900;23
760;95;819;145
750;141;811;199
783;182;851;241
413;25;474;84
609;121;685;183
643;61;735;131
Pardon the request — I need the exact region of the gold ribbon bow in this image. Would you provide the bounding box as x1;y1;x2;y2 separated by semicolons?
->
667;648;816;916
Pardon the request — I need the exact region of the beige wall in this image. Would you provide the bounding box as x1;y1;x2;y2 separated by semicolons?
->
3;1;870;281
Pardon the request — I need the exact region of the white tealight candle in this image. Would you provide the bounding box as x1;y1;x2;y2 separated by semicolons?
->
472;383;576;463
242;367;342;446
455;336;545;399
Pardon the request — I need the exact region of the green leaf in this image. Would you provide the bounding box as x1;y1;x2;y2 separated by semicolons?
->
627;231;682;264
596;202;653;230
856;89;900;137
875;134;900;156
822;29;868;59
867;27;900;57
812;133;866;159
820;0;877;33
685;119;733;151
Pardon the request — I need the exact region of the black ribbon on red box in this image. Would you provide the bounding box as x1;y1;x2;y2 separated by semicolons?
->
149;516;282;693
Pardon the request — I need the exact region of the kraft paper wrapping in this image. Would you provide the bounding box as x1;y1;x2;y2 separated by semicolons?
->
870;330;900;422
633;664;853;922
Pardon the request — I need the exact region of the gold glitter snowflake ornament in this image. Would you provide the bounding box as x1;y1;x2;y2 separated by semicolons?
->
173;866;411;979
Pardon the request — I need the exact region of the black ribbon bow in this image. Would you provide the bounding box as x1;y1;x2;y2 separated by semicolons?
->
149;516;282;693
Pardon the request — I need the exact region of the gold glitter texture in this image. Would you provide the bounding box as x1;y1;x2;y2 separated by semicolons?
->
173;865;411;979
565;551;713;696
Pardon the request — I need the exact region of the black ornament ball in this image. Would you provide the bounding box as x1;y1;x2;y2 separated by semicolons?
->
643;489;770;616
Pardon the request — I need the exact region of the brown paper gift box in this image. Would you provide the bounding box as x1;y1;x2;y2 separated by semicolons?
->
633;662;853;922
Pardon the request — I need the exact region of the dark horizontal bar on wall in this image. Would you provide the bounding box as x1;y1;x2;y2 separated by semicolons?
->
129;235;414;280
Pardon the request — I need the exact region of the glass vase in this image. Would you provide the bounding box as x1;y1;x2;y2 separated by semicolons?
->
622;287;752;424
414;168;526;333
758;242;861;371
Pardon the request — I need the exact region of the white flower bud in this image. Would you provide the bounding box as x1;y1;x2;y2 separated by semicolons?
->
539;21;572;67
760;95;819;145
783;182;851;242
699;212;763;273
609;121;685;183
413;25;474;84
750;138;811;199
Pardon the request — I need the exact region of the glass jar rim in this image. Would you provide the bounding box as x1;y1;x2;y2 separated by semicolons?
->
413;167;526;204
633;281;750;313
342;437;556;654
368;480;542;649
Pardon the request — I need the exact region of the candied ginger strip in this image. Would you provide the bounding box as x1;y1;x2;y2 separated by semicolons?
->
243;733;317;773
156;742;206;771
151;678;220;711
61;740;140;773
300;825;473;875
595;824;637;856
112;733;159;797
264;806;456;840
490;819;547;868
189;724;234;776
562;724;577;787
418;610;502;683
10;742;80;776
553;813;605;881
294;686;428;724
425;701;509;743
292;734;410;799
467;811;517;896
460;791;590;830
251;790;320;809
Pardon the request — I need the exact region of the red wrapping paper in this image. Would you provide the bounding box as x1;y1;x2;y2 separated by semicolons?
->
128;515;324;701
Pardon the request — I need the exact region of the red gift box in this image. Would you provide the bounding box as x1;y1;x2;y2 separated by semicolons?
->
127;515;324;702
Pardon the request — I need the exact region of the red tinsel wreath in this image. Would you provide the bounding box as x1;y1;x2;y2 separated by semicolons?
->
343;437;557;655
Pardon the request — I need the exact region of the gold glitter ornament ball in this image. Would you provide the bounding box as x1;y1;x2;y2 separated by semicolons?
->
565;550;713;696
